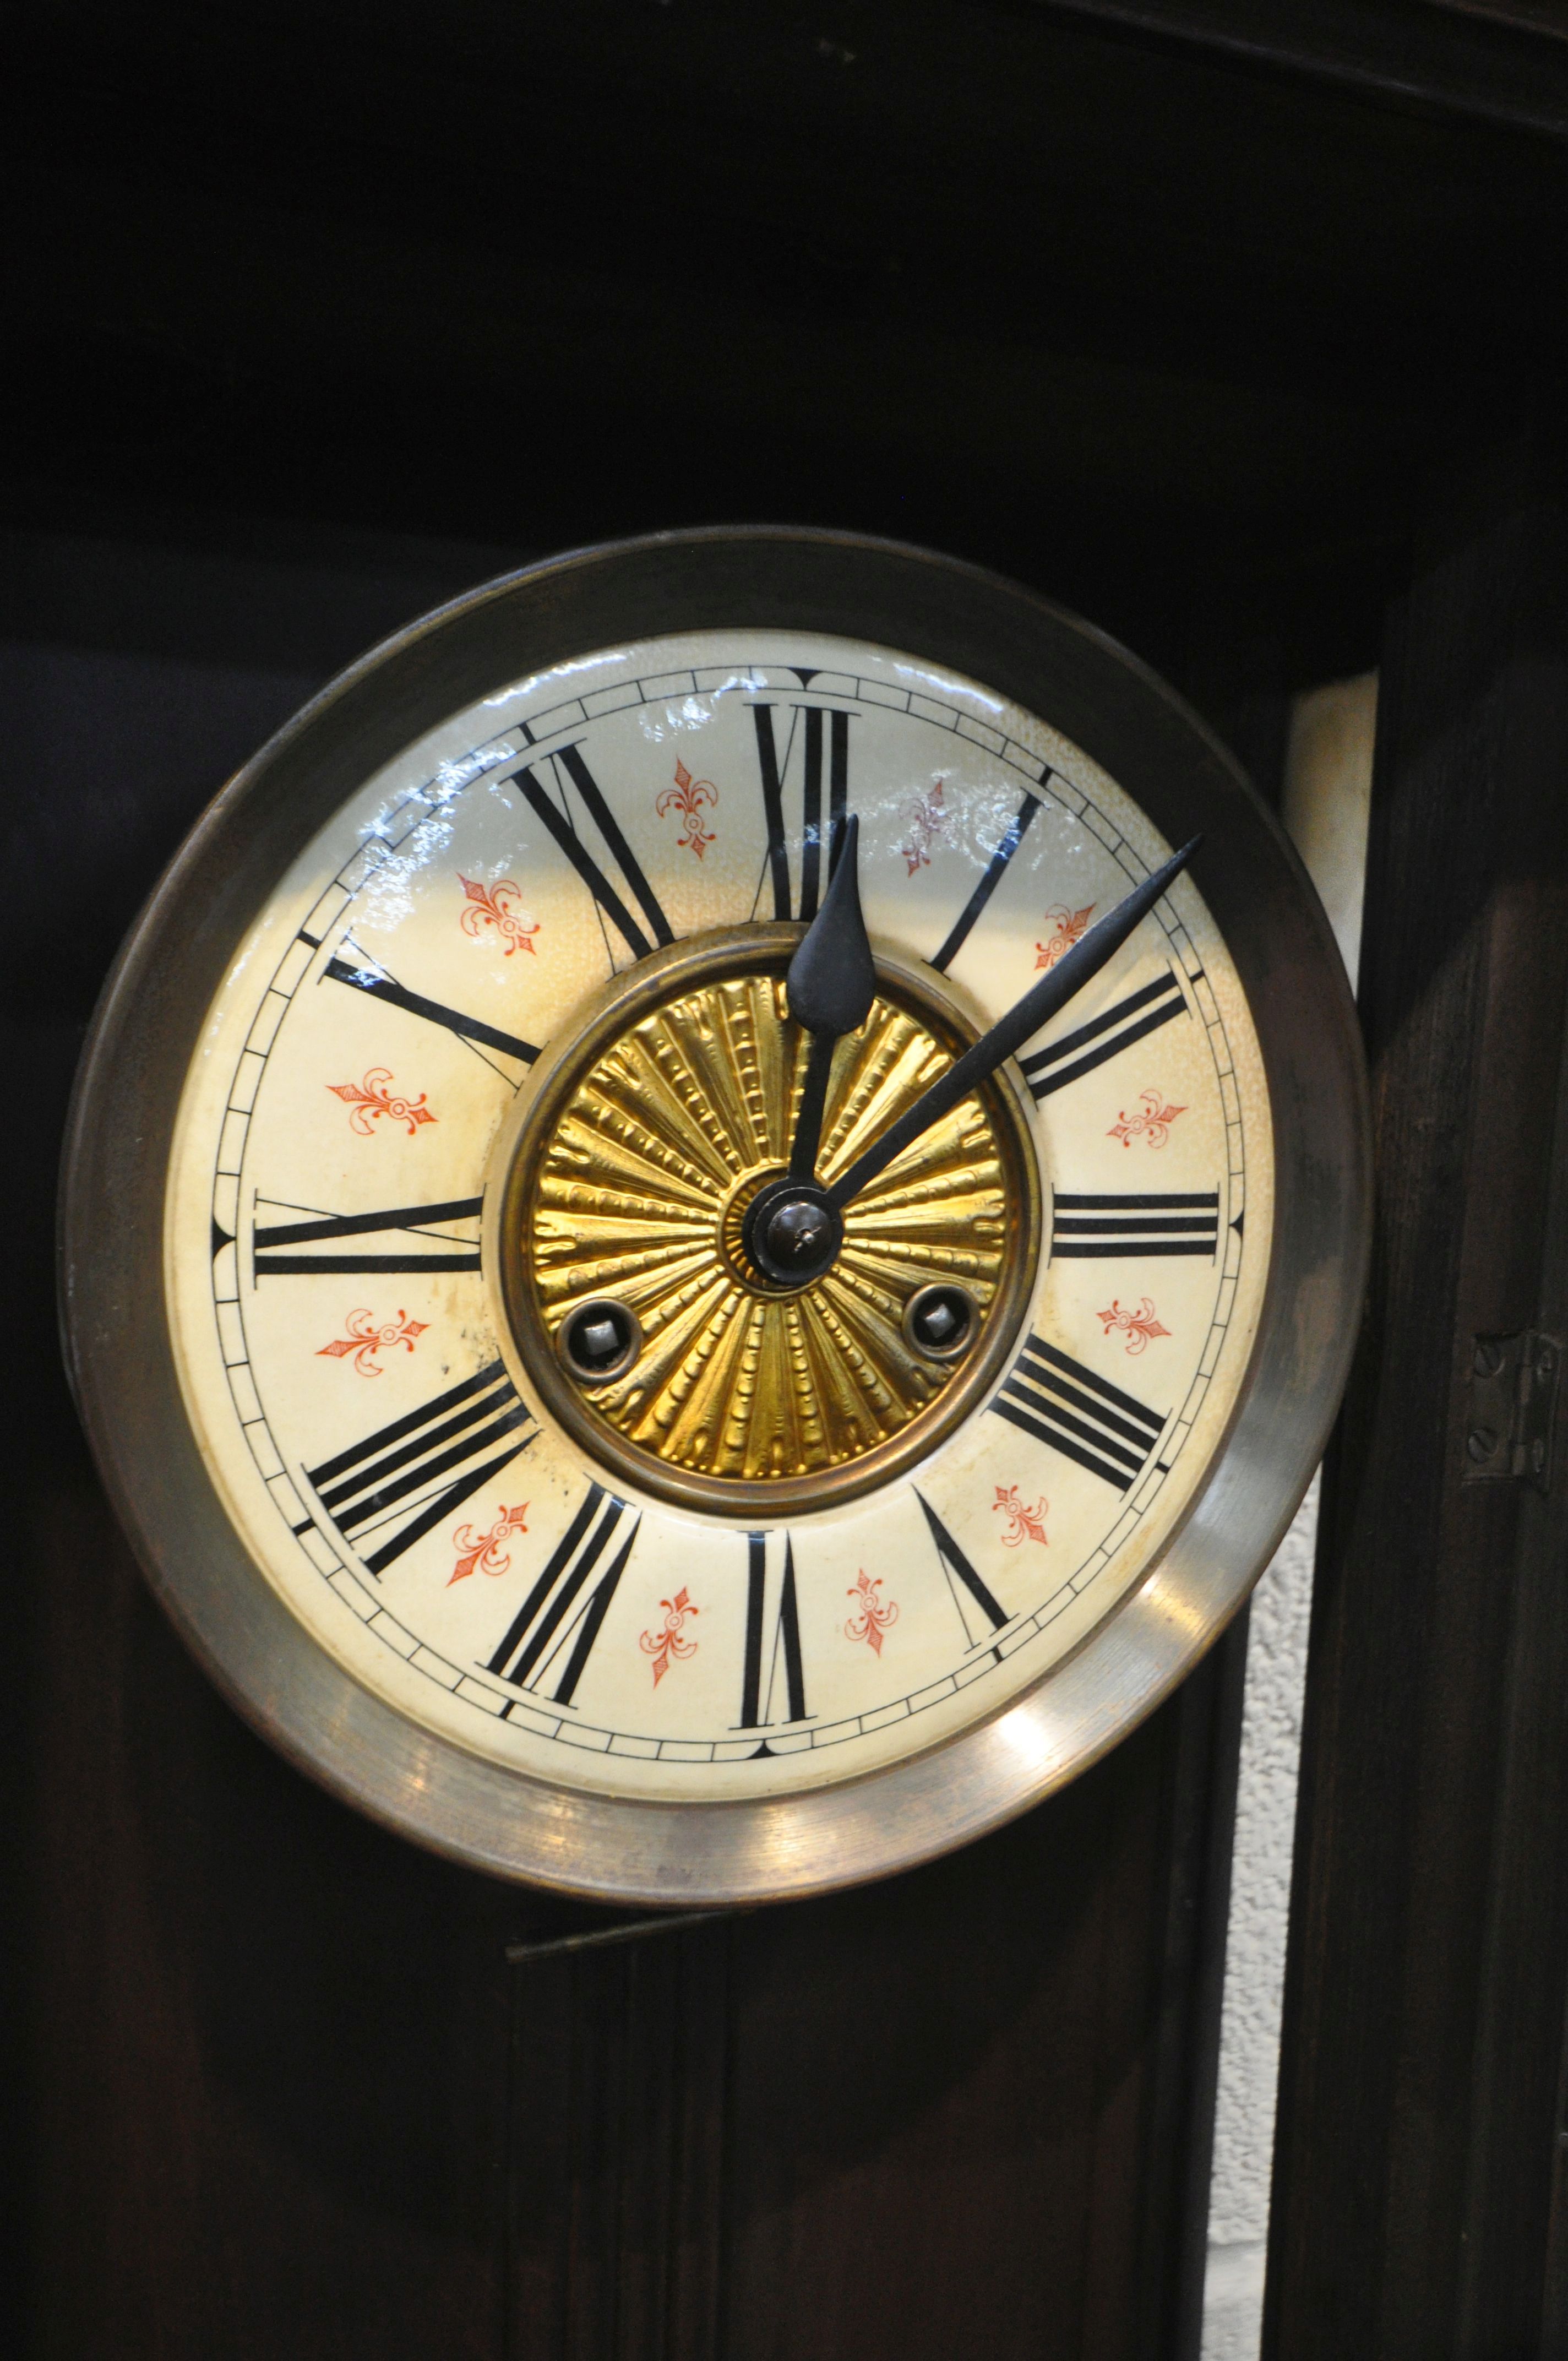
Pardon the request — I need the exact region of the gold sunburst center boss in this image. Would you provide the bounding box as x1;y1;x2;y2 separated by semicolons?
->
492;930;1042;1517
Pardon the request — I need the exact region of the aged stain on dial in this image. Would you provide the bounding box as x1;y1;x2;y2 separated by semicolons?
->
496;935;1039;1509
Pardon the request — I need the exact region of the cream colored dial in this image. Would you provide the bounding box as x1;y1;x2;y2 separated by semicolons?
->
165;629;1271;1803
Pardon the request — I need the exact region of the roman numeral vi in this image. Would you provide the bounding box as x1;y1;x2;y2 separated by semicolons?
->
740;1532;808;1729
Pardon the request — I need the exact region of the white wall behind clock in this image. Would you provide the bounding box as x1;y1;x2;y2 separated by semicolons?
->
1201;670;1376;2361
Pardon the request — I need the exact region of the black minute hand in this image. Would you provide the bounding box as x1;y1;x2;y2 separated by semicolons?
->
783;813;876;1181
824;836;1202;1212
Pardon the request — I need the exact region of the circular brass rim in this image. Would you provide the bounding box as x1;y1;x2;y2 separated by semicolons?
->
483;926;1043;1517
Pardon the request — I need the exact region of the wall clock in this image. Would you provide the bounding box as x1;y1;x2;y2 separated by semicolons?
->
61;529;1368;1904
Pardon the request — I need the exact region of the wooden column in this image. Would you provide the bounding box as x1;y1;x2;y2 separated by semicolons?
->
1268;429;1568;2355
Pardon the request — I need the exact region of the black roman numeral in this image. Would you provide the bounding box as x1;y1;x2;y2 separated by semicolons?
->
486;1484;638;1706
1050;1191;1220;1260
325;951;538;1069
929;791;1043;973
992;1335;1165;1492
510;743;675;961
1019;968;1187;1101
740;1532;808;1728
751;703;851;920
253;1195;483;1278
301;1360;534;1575
914;1493;1008;1644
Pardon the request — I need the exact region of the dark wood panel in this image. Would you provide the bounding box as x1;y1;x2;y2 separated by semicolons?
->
24;1482;518;2360
1035;0;1568;135
1268;430;1568;2354
505;1924;729;2359
494;1649;1243;2361
5;0;1564;655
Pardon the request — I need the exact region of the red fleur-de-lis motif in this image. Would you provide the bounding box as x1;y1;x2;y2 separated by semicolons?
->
845;1567;899;1656
1096;1297;1171;1356
448;1503;529;1586
327;1068;437;1137
993;1484;1049;1547
899;781;949;875
1108;1087;1186;1149
656;758;718;858
316;1308;428;1377
639;1586;700;1686
458;874;540;955
1035;904;1096;970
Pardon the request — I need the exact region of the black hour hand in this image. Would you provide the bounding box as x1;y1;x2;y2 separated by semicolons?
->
783;813;875;1182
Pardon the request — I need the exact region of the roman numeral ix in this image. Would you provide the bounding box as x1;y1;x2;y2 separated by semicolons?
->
1020;969;1186;1102
301;1360;534;1575
752;703;851;921
253;1195;483;1279
486;1484;638;1707
509;743;675;961
1050;1191;1220;1260
992;1335;1166;1492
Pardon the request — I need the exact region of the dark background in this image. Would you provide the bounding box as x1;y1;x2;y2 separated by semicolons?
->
8;4;1568;2355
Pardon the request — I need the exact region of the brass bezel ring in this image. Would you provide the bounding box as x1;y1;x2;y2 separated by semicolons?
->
481;924;1044;1519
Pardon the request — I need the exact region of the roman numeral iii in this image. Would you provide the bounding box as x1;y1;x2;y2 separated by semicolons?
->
992;1335;1165;1492
1020;969;1186;1101
1050;1191;1221;1260
302;1361;535;1575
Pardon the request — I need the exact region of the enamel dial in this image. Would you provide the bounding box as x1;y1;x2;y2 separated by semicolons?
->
165;624;1268;1803
65;532;1368;1899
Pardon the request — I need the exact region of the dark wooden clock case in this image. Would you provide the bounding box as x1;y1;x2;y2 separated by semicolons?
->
9;5;1568;2355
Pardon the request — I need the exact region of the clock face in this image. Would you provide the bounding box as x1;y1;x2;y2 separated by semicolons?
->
65;531;1366;1898
163;627;1270;1804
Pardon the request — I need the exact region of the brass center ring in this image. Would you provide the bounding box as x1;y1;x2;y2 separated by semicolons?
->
483;926;1042;1518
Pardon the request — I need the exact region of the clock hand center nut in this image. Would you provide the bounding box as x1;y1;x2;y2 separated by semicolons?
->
741;1175;846;1287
